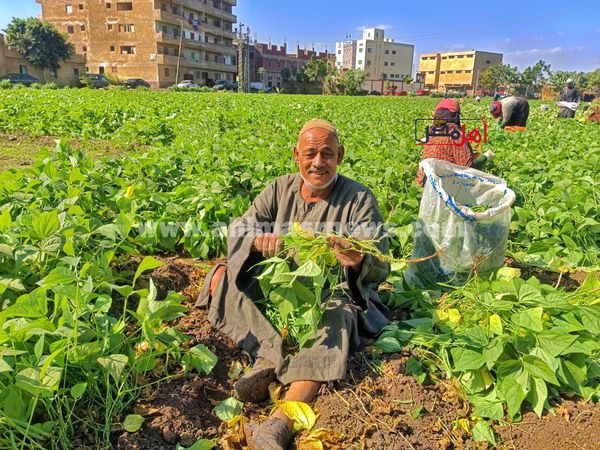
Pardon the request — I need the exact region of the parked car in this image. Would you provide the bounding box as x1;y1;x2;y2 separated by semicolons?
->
123;78;150;89
213;80;238;92
80;73;109;88
1;73;40;86
176;80;199;88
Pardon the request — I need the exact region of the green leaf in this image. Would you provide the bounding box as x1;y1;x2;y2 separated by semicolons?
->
537;329;578;357
31;210;61;240
527;376;548;418
410;405;424;420
175;439;216;450
472;420;496;445
488;314;504;335
182;344;217;375
38;267;77;286
123;414;145;432
451;347;486;371
214;397;243;422
375;336;402;353
512;307;544;332
290;259;322;277
518;284;545;304
70;382;87;399
522;355;559;385
472;401;504;420
97;354;129;383
0;358;12;373
133;256;164;284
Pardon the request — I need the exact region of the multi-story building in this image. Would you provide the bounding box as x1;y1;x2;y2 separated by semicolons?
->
335;28;414;92
0;33;85;86
247;42;334;88
37;0;237;88
418;50;503;92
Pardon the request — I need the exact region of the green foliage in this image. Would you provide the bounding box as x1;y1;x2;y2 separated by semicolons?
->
4;17;74;70
587;68;600;92
550;70;588;91
479;63;522;92
327;69;367;95
302;57;332;83
281;67;292;82
377;271;600;422
0;79;11;89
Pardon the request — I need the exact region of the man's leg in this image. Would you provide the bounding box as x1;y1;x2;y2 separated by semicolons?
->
272;380;321;428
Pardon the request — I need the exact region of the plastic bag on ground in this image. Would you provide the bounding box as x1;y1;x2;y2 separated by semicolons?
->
405;159;516;288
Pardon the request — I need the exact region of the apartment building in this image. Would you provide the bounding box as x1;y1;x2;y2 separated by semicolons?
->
248;42;334;88
418;50;503;92
335;28;414;92
0;34;85;86
37;0;237;88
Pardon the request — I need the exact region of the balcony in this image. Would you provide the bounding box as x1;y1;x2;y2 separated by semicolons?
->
180;0;236;22
200;20;235;39
154;9;186;26
156;32;236;56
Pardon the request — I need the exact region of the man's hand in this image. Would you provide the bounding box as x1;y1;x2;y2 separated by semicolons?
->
253;233;282;258
484;150;495;162
327;236;365;273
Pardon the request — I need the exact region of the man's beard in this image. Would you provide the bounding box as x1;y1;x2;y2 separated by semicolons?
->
301;172;338;191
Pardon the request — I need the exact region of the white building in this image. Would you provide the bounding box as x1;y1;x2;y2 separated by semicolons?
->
335;28;414;92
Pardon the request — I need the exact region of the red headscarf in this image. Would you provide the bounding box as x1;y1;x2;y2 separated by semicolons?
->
434;99;460;113
490;101;502;117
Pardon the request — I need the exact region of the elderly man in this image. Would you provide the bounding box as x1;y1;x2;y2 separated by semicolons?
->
196;119;390;450
489;95;530;129
558;78;581;119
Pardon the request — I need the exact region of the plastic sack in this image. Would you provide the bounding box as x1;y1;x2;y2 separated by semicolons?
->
405;159;516;287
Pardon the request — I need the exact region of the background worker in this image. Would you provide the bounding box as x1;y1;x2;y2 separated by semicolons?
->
489;95;530;129
415;99;494;186
557;78;581;118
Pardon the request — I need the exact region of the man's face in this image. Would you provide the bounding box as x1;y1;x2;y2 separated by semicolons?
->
293;128;344;188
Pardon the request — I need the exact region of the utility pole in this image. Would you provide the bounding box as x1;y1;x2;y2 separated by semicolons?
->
175;18;184;85
234;23;251;92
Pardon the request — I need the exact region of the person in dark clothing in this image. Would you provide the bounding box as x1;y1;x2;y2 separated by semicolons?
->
489;96;530;128
557;79;580;119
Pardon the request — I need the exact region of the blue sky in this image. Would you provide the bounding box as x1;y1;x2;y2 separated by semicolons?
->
2;0;599;72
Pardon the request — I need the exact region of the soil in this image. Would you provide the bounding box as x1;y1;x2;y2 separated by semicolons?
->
112;258;600;450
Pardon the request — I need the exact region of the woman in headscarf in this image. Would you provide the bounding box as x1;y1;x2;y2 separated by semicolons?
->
415;99;494;186
489;95;530;129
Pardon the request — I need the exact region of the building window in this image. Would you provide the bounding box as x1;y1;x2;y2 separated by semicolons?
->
465;70;472;73
392;50;396;54
66;4;73;13
110;46;115;52
486;60;491;64
67;25;74;33
120;45;136;54
82;45;87;52
391;62;395;66
119;24;134;32
358;60;363;65
99;66;105;74
161;3;166;11
449;55;455;59
366;72;370;77
80;24;85;31
165;68;170;76
78;4;84;10
108;24;113;30
106;2;111;8
19;65;28;74
367;48;372;53
337;49;341;54
116;2;133;11
384;62;388;66
111;66;118;72
74;68;80;76
385;50;389;54
358;47;363;53
190;32;195;40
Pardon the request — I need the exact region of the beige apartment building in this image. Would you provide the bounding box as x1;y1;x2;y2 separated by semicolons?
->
419;50;503;92
0;34;86;86
336;28;414;93
37;0;237;88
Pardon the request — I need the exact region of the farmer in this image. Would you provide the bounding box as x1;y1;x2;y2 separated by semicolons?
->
415;98;494;186
489;95;530;129
557;78;581;118
196;119;390;450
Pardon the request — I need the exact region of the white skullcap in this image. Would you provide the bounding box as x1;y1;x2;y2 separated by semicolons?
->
566;78;573;83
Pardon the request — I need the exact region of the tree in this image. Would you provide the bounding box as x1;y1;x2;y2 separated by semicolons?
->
520;60;552;97
326;69;366;95
302;57;332;82
256;67;266;85
549;70;588;91
281;67;291;82
587;68;600;92
478;64;521;93
4;17;74;81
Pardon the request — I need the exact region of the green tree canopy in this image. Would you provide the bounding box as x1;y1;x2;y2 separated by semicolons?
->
4;17;75;71
587;68;600;92
478;64;522;93
302;57;333;82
